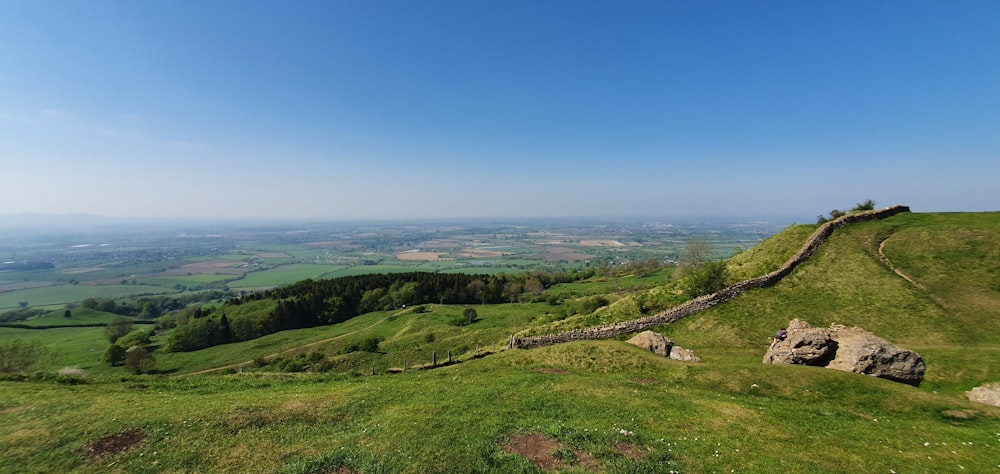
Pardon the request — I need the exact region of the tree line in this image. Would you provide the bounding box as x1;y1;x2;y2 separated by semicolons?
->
163;270;593;352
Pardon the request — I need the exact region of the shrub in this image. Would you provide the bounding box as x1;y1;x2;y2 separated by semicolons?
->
0;339;47;373
117;329;153;350
681;260;728;298
360;337;382;353
102;344;127;366
580;296;610;314
124;347;156;374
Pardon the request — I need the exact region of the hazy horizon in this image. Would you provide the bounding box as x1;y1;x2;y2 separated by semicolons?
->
2;2;998;220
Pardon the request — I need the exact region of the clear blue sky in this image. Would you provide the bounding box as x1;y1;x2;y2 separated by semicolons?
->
1;1;997;221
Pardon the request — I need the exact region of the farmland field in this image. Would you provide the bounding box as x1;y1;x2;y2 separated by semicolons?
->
228;264;348;288
0;284;171;310
1;216;787;314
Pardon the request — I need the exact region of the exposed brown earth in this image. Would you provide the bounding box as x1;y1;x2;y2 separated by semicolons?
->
503;432;600;472
84;429;147;460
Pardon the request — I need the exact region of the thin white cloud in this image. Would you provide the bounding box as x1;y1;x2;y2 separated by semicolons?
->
96;126;144;140
162;139;207;149
40;108;75;120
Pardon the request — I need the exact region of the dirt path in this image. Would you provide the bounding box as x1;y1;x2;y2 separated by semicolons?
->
178;308;412;377
877;235;924;289
877;235;947;306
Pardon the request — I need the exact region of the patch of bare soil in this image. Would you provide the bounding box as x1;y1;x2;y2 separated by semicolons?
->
632;378;659;385
0;405;33;414
504;432;600;472
615;442;648;459
533;367;569;374
84;429;147;460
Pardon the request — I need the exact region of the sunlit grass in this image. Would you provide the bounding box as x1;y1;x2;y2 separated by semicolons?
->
2;212;1000;472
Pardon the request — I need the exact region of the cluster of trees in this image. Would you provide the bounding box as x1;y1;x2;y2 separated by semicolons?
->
816;199;877;224
164;271;592;352
101;316;157;374
0;307;48;323
80;290;228;319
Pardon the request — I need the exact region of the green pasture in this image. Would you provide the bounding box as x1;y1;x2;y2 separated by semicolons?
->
328;265;438;277
0;326;110;372
544;269;676;300
59;261;193;282
1;342;997;473
13;308;122;327
1;211;999;472
0;284;172;310
135;275;235;289
229;264;348;288
154;302;541;375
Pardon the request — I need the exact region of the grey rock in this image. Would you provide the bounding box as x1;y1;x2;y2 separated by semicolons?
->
627;331;672;357
763;319;925;386
669;345;701;363
763;319;836;366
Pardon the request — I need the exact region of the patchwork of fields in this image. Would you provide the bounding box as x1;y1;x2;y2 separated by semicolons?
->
1;218;783;310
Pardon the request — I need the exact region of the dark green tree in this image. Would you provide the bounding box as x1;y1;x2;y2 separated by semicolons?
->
360;337;382;353
681;260;728;298
105;316;134;343
124;347;156;374
852;199;877;212
102;344;127;366
463;307;478;325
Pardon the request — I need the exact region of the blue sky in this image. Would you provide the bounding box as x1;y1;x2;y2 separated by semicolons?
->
1;1;997;221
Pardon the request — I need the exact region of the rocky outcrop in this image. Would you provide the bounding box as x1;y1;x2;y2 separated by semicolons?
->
764;319;926;386
512;205;911;350
627;331;672;357
967;383;1000;407
763;319;836;366
626;331;701;362
668;345;701;363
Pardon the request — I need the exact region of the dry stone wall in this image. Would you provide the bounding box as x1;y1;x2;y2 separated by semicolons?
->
512;205;911;349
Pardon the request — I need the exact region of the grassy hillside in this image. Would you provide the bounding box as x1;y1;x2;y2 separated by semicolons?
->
1;211;998;473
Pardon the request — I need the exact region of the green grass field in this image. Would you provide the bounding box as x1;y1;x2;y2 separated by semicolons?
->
1;211;998;473
229;264;348;288
134;274;236;288
0;284;172;310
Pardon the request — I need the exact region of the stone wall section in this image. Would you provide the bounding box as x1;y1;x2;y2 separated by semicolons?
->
512;205;910;349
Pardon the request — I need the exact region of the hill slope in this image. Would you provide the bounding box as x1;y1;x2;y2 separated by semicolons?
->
1;211;998;473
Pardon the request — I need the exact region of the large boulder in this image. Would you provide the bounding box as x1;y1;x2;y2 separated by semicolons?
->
763;319;836;366
627;331;701;362
825;327;926;386
967;383;1000;407
764;319;925;386
668;345;702;363
627;331;672;357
